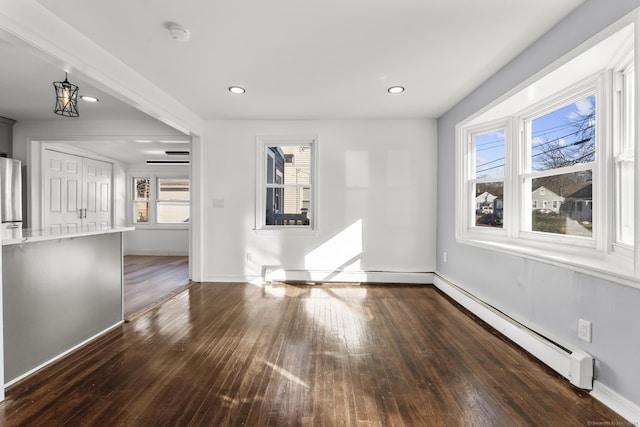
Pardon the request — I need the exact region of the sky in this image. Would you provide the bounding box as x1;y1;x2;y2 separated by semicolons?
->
475;95;596;178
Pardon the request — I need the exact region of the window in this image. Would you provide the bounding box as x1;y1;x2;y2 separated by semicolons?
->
157;178;190;224
256;136;316;230
133;177;150;224
613;55;635;248
456;24;638;284
470;125;506;229
523;92;596;238
132;176;190;226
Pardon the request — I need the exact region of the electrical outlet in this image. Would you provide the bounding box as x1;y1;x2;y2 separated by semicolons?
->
246;253;253;262
443;251;448;263
578;319;592;342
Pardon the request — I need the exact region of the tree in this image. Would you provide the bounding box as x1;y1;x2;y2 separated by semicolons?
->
532;101;595;198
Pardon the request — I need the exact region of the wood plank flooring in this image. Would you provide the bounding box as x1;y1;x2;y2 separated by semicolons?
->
123;255;190;319
0;282;628;426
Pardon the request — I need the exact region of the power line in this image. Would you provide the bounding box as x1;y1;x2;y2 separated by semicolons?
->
476;137;594;174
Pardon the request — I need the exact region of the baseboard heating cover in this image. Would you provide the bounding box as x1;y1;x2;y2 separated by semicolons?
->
433;275;593;390
264;268;434;284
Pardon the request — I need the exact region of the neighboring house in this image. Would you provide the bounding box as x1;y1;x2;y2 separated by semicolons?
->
531;186;564;213
265;147;286;225
476;191;497;212
568;184;592;221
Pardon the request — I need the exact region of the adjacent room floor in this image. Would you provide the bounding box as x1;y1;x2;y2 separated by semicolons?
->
123;255;191;320
0;282;627;426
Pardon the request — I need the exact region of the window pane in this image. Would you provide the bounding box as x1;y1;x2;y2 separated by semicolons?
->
475;130;504;178
266;149;277;184
530;95;596;172
475;182;503;228
531;171;592;237
158;178;190;201
135;202;149;223
265;187;311;226
157;204;190;223
267;145;311;185
135;178;150;200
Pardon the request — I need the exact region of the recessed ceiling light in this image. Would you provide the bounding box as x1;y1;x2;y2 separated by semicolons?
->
229;86;245;94
387;86;405;94
80;95;99;102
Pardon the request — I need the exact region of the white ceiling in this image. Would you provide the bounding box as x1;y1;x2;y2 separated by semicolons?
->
1;0;585;162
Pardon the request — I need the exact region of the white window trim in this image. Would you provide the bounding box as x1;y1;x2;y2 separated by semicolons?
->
254;135;318;234
130;173;190;230
455;27;639;288
457;118;510;240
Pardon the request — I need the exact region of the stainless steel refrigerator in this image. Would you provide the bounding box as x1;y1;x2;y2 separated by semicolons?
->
0;157;22;230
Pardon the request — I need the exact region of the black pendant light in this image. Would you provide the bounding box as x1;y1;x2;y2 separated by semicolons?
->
53;73;79;117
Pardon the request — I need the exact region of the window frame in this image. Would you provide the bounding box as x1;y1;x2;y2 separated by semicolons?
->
515;79;602;250
455;35;639;286
133;176;151;225
130;174;190;229
460;118;511;237
255;135;318;233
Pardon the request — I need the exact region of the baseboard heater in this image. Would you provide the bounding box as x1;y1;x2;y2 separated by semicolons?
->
433;275;593;390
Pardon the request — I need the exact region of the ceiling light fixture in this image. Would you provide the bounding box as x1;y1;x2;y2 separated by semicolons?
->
158;139;190;144
80;95;99;102
387;86;405;94
146;160;190;165
229;86;245;94
53;72;79;117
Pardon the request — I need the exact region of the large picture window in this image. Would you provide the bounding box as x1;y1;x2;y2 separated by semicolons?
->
256;136;316;230
456;24;637;284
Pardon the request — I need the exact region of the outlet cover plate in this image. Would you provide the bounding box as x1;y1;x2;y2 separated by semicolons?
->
578;319;592;342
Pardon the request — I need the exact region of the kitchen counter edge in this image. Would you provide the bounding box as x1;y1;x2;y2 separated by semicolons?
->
1;226;135;246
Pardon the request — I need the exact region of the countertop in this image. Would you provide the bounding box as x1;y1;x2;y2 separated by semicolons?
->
1;226;135;246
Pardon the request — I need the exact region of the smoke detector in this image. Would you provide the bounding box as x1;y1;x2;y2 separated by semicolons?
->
169;24;190;42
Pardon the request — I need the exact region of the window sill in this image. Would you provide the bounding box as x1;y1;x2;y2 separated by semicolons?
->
254;226;318;236
458;232;638;289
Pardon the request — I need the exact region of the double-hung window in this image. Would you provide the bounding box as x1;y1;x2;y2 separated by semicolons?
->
520;87;597;244
456;23;638;284
256;136;316;230
132;176;190;226
134;177;150;224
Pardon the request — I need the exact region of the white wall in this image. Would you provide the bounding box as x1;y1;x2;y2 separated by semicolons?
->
437;0;640;412
124;229;188;256
202;119;436;282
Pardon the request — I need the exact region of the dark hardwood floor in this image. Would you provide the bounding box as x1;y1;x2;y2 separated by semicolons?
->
123;255;191;319
0;282;627;426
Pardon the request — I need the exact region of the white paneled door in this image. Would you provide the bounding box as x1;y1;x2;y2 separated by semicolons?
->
43;149;112;233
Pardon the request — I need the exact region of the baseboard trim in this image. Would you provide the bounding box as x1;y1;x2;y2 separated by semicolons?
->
591;381;640;425
264;268;434;284
433;274;593;389
124;250;188;256
4;321;123;388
